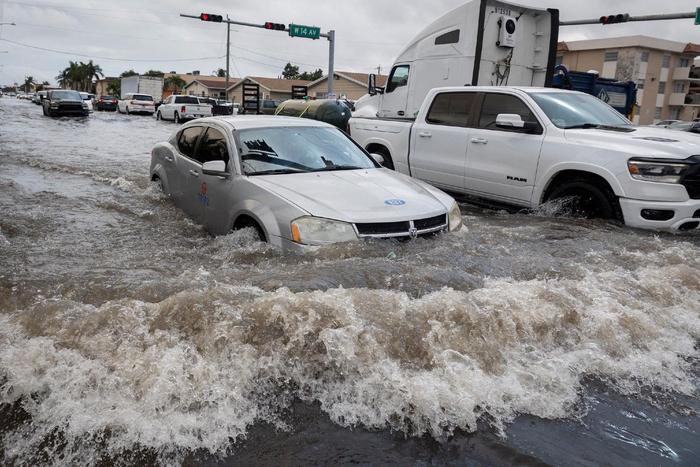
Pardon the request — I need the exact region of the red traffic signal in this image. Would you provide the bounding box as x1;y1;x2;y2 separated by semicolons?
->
264;22;286;31
200;13;223;22
599;13;630;24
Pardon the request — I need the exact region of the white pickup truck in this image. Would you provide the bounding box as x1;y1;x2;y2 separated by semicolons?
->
156;95;212;123
350;86;700;231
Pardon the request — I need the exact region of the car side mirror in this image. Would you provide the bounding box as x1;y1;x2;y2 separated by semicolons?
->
495;113;525;129
369;153;385;166
202;160;227;175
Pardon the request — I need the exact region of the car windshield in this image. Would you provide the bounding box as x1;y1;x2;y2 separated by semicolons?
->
528;92;632;129
133;95;153;101
51;90;81;100
175;96;200;104
238;126;377;175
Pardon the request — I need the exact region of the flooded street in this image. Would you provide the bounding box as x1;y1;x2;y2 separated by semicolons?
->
1;97;699;465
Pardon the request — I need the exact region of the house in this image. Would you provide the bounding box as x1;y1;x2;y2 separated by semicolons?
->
307;71;388;100
557;36;700;124
94;77;118;97
183;77;238;99
162;72;231;99
226;76;312;103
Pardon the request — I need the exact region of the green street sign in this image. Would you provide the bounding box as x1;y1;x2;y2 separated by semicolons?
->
696;6;700;25
289;23;320;39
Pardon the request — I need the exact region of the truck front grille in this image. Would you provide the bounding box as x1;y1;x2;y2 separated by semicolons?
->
681;156;700;200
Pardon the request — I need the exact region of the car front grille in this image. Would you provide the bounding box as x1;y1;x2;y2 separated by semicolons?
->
355;213;447;239
681;156;700;200
59;103;84;111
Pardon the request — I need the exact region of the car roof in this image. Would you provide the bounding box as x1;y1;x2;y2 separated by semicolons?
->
187;115;332;131
429;86;585;95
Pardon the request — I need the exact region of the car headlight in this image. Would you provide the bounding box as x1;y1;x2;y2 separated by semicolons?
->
448;202;462;231
628;159;690;184
290;216;357;245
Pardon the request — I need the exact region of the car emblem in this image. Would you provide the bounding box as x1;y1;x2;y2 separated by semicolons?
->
384;199;406;206
408;227;418;239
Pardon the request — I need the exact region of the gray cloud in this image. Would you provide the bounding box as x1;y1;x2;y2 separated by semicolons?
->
1;0;698;85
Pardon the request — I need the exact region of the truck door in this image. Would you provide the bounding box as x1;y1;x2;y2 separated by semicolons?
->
377;65;410;118
464;92;545;205
409;91;475;191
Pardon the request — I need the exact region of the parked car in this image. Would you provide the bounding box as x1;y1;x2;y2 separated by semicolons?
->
32;91;46;104
653;120;682;128
149;116;461;251
42;90;89;117
95;95;118;111
350;86;700;232
79;92;94;112
666;121;700;134
156;95;212;123
198;97;233;116
118;93;155;115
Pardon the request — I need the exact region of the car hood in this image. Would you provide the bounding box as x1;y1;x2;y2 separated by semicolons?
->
564;125;700;160
251;168;452;223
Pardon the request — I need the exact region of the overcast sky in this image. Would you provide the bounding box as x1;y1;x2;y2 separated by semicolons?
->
0;0;698;86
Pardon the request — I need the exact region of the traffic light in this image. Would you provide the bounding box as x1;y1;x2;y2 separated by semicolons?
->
200;13;223;22
599;13;630;24
264;22;286;31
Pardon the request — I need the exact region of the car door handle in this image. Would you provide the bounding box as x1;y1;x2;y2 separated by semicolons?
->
188;170;199;177
470;137;488;144
418;132;432;138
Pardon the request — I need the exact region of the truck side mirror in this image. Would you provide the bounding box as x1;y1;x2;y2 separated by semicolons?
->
368;74;384;96
495;113;525;129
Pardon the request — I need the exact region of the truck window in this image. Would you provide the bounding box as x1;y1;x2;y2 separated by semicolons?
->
435;29;460;45
478;93;540;132
197;127;229;167
177;126;203;159
386;65;410;93
426;92;475;127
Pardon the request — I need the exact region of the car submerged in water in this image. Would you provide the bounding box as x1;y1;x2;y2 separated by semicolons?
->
42;90;90;117
150;116;462;251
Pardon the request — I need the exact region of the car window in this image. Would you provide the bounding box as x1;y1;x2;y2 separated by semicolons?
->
478;93;540;132
426;92;475;127
177;127;204;159
386;65;409;93
197;127;229;167
175;96;200;104
133;94;153;101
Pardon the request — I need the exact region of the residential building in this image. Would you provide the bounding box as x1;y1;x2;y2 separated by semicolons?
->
183;77;238;99
94;77;118;97
557;35;700;124
226;76;312;103
307;71;388;100
162;72;228;99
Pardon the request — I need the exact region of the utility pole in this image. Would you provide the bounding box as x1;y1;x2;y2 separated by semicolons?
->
225;15;230;102
327;30;335;98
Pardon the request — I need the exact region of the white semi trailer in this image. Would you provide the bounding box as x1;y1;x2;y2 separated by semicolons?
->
120;75;164;102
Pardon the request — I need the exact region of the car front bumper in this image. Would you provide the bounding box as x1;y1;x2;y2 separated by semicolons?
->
620;197;700;231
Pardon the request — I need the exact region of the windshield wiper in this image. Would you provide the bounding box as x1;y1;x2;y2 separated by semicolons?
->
563;123;634;132
247;169;305;176
309;165;366;172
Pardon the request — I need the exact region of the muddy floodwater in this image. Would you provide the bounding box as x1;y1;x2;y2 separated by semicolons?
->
0;98;699;466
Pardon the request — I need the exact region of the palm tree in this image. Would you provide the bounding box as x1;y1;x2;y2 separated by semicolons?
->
22;75;35;92
164;75;186;94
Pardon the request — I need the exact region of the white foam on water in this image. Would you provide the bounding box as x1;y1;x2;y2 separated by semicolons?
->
0;259;698;465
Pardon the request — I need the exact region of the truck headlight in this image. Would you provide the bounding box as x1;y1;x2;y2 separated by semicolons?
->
628;159;689;184
448;202;462;231
291;216;358;245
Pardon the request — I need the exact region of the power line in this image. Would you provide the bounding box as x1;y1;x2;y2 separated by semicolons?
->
0;38;225;62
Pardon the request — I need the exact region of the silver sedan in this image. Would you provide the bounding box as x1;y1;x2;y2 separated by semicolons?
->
150;116;462;251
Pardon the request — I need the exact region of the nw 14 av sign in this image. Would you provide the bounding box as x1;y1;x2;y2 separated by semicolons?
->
289;23;320;39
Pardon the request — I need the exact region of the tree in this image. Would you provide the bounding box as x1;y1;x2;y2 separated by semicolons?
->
22;75;35;92
215;68;226;77
55;60;104;91
164;75;187;93
106;80;120;97
299;68;323;81
282;62;300;80
143;70;164;77
120;69;138;78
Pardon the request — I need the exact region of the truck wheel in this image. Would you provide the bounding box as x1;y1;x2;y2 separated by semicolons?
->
546;178;621;220
174;112;181;123
126;107;130;115
156;111;161;120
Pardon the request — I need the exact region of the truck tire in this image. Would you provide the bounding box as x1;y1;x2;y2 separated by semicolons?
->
156;111;161;120
126;106;130;115
546;177;622;220
174;112;181;124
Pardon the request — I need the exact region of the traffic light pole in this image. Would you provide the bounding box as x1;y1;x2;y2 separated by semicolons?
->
180;13;336;98
561;11;696;26
225;16;230;102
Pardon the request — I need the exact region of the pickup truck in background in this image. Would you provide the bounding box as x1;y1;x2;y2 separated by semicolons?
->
156;95;212;123
350;86;700;232
197;97;233;116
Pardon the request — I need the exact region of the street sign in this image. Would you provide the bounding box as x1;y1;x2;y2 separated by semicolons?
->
289;23;320;39
696;6;700;25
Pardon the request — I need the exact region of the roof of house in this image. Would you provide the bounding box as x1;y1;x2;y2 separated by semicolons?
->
227;76;312;92
558;35;700;55
307;71;388;88
184;78;239;90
